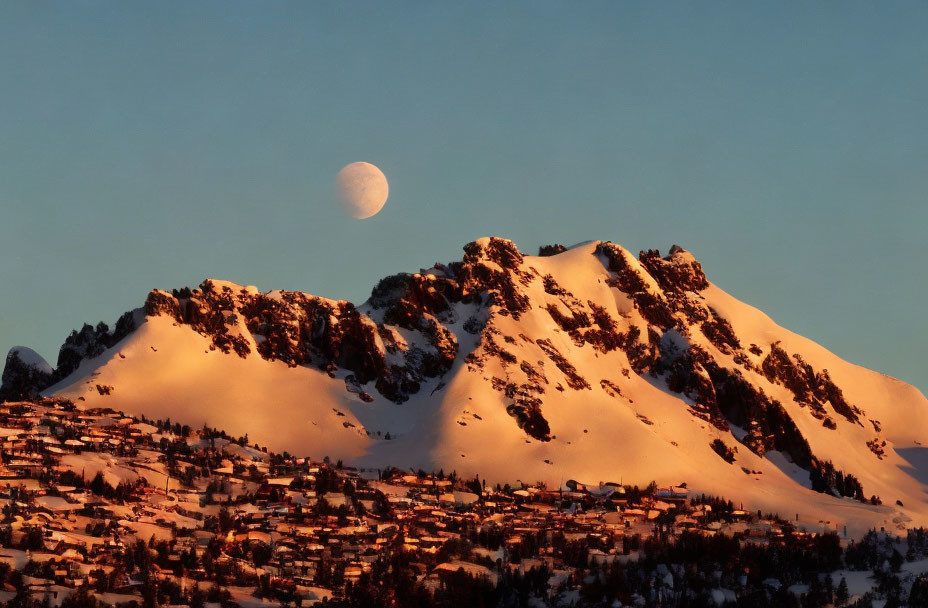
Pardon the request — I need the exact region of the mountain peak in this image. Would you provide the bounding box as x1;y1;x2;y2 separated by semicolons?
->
463;236;525;269
0;346;54;401
4;236;927;537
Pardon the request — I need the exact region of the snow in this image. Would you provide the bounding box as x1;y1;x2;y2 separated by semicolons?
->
434;560;499;584
710;588;736;605
359;241;928;538
35;496;76;511
453;490;480;506
203;279;250;294
43;239;928;539
7;346;53;374
0;549;30;570
225;586;283;607
47;314;372;462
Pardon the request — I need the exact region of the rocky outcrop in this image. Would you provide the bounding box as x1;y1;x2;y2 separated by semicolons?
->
596;242;677;329
1;313;137;401
121;239;530;404
56;315;136;380
538;243;568;257
638;245;709;293
761;342;861;424
0;348;53;402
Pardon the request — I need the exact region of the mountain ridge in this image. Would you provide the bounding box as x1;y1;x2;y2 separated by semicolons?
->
3;236;927;537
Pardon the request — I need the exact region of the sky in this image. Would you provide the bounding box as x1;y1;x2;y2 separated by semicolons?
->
1;2;926;394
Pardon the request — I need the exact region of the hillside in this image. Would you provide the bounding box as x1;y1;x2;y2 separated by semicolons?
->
6;397;927;608
4;237;928;538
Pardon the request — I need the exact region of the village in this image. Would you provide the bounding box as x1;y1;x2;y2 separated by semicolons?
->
0;398;919;608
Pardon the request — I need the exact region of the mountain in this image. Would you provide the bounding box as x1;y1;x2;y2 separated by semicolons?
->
4;237;928;537
0;346;53;401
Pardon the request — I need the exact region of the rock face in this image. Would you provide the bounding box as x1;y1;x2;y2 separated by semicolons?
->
55;315;137;380
126;239;545;405
6;236;927;531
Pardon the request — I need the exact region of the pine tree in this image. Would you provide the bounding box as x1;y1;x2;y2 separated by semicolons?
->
834;578;849;607
909;574;928;607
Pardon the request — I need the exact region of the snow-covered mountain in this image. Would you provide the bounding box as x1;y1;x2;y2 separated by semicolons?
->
4;237;928;537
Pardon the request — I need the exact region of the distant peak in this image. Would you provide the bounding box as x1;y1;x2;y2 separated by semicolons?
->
201;279;259;295
639;245;708;292
537;240;601;257
462;237;524;269
1;346;54;402
537;243;568;257
6;346;52;375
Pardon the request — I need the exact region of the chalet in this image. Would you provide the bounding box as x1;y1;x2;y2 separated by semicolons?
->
657;486;688;501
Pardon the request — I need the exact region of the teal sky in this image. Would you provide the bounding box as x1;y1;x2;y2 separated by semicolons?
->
1;3;926;394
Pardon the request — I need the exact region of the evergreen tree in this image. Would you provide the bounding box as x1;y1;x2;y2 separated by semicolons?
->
835;577;849;607
909;574;928;607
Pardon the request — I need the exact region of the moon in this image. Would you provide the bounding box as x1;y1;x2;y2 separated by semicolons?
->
336;162;389;219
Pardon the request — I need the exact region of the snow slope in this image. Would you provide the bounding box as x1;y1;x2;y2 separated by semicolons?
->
48;314;372;461
28;237;928;538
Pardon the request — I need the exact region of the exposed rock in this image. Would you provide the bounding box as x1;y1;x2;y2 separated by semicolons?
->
700;308;741;354
538;243;568;257
56;313;136;379
536;338;590;391
761;342;860;424
638;246;709;293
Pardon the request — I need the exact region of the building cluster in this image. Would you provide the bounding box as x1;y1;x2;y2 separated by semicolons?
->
0;399;871;607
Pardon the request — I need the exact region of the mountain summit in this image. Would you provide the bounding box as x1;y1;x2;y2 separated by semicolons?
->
4;237;927;536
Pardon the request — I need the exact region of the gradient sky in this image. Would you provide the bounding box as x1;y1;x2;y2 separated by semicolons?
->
1;2;926;394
